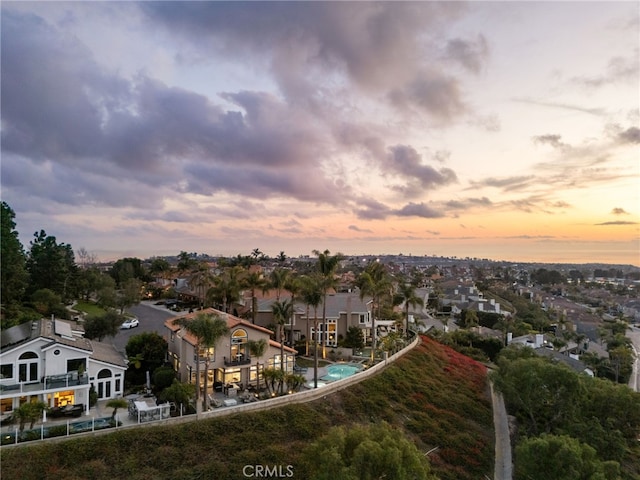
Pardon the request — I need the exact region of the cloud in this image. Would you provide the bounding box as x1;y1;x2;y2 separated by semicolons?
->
384;145;457;197
443;35;489;74
394;202;444;218
572;51;639;88
617;127;640;144
348;225;373;233
611;208;629;215
532;134;568;149
387;70;466;123
354;198;392;220
445;197;493;210
514;98;606;116
595;221;638;225
141;2;471;122
468;175;535;192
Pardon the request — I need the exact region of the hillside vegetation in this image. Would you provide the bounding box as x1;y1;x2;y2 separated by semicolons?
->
0;337;494;480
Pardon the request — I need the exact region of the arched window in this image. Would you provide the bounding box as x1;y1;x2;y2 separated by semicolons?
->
230;329;248;362
18;351;39;382
97;369;112;379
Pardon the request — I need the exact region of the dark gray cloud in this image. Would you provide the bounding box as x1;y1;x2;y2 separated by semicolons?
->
0;9;342;209
445;197;493;210
394;202;444;219
141;2;471;123
385;145;457;192
387;71;466;123
354;199;392;220
444;35;489;74
617;126;640;144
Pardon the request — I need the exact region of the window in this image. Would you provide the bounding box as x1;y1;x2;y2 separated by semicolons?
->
18;351;39;383
67;358;86;373
359;313;368;324
197;346;215;361
223;368;241;384
230;329;248;361
0;364;13;379
1;398;13;414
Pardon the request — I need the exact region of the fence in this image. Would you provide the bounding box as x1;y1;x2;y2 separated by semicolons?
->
1;333;420;446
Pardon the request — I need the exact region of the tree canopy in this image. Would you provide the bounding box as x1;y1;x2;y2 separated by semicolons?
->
301;422;436;480
1;202;28;324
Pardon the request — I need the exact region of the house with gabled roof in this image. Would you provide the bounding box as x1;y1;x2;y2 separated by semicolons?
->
248;291;374;348
164;308;296;394
0;318;127;419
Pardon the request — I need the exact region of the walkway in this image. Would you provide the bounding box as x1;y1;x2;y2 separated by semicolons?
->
490;381;513;480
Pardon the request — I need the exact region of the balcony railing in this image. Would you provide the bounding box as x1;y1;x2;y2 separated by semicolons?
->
224;355;252;367
0;372;88;395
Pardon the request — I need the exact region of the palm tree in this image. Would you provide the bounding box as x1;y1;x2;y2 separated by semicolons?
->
247;338;268;394
270;268;290;302
14;401;47;432
208;266;244;313
243;271;269;324
300;274;323;387
106;397;128;421
175;312;230;412
395;282;424;338
313;249;342;359
284;275;302;345
189;262;215;309
272;299;294;392
357;261;391;360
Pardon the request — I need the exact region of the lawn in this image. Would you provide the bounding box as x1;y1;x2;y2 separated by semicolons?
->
73;300;107;317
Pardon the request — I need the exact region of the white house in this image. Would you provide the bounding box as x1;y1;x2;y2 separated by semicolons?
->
0;318;127;419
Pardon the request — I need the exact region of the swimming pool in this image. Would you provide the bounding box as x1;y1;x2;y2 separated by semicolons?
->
320;363;362;381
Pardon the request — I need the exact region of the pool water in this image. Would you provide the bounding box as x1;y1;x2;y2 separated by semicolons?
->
321;364;362;381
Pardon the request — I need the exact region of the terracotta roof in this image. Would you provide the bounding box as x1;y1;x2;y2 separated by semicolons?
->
165;307;295;353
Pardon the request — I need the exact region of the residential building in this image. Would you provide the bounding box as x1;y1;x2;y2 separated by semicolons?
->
164;308;296;393
0;318;127;419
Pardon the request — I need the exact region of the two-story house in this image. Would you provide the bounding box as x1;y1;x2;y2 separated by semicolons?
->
0;318;127;419
251;291;374;348
164;308;296;393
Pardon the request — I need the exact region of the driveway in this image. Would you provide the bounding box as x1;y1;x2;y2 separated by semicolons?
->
111;301;176;355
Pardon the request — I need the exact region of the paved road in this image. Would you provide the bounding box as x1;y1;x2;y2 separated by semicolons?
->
490;381;513;480
111;302;176;355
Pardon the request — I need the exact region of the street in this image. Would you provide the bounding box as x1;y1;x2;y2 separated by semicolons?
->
111;301;176;355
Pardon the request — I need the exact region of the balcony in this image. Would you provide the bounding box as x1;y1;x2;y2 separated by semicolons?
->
224;355;252;367
0;371;88;395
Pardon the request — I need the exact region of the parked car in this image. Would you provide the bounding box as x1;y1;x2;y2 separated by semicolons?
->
120;318;139;329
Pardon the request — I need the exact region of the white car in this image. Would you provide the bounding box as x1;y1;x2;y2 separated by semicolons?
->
120;318;139;329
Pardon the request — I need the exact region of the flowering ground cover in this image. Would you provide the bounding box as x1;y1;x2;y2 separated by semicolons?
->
0;335;494;480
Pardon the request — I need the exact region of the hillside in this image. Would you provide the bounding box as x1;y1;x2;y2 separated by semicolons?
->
0;337;494;480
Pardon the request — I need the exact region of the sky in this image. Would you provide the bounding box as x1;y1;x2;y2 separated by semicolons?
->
1;1;639;266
